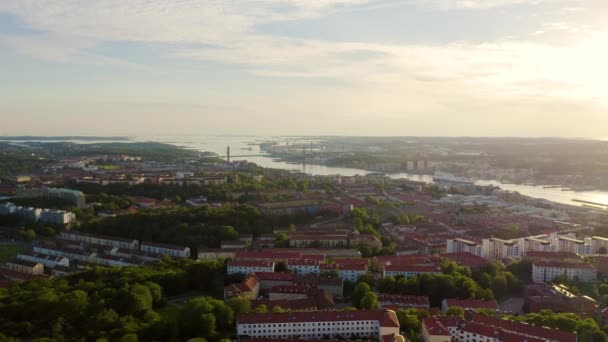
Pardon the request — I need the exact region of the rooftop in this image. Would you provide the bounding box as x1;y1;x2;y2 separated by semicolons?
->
238;309;399;328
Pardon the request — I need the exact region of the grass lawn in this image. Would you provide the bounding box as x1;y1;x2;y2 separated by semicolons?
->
0;244;25;262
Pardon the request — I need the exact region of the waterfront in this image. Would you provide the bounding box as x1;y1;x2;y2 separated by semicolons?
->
143;135;608;208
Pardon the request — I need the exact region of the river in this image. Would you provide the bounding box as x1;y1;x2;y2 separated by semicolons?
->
3;135;608;208
139;135;608;208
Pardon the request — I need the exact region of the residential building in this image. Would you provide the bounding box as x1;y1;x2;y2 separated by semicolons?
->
446;238;483;257
441;299;498;312
591;236;608;254
294;275;345;299
557;237;586;254
140;241;190;258
18;251;69;268
4;257;44;275
16;187;86;208
33;245;97;263
227;260;274;275
288;259;320;275
224;274;260;300
197;248;238;260
321;263;368;283
236;309;402;341
378;294;430;309
422;317;452;342
254;272;296;290
531;261;597;283
383;265;442;278
269;285;311;300
525;284;599;317
482;238;520;261
40;209;76;225
60;231;139;250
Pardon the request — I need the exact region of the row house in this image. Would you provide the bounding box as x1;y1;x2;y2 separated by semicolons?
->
287;259;320;275
236;309;402;341
532;261;597;283
140;241;190;258
18;251;69;268
321;262;368;283
4;257;44;275
60;230;139;250
383;265;442;278
227;260;274;275
33;246;96;263
269;284;311;300
422;314;577;342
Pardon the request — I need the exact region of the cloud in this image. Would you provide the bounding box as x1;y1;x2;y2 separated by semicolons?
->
0;0;606;138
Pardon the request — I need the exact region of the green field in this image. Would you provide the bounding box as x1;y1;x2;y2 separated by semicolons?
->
0;244;25;262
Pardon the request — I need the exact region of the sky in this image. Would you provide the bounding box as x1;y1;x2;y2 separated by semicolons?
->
0;0;607;137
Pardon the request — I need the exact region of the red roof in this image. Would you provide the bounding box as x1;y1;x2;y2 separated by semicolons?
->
228;260;274;268
460;321;500;338
525;251;581;260
445;299;498;310
436;316;462;328
236;251;302;260
320;263;368;271
473;314;577;342
288;259;320;266
384;265;441;273
269;285;310;294
423;317;451;337
238;309;400;328
532;261;596;270
334;258;369;266
253;272;295;281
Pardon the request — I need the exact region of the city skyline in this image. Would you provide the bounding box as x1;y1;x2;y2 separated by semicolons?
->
1;0;607;137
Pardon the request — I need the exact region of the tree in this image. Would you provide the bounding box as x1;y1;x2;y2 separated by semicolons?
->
358;273;375;287
360;292;379;310
226;298;252;316
119;334;138;342
445;306;465;318
352;283;371;309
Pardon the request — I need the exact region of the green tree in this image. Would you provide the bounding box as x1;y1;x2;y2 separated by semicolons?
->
360;292;379;310
352;283;371;309
445;306;465;318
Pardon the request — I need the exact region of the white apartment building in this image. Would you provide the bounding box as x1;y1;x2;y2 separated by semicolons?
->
18;251;69;268
557;237;586;255
591;236;608;254
237;309;401;341
227;260;275;275
60;231;139;250
140;242;190;258
320;263;368;283
532;261;597;283
446;238;483;257
40;209;76;225
383;265;442;278
33;246;97;263
287;259;320;275
482;238;520;261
